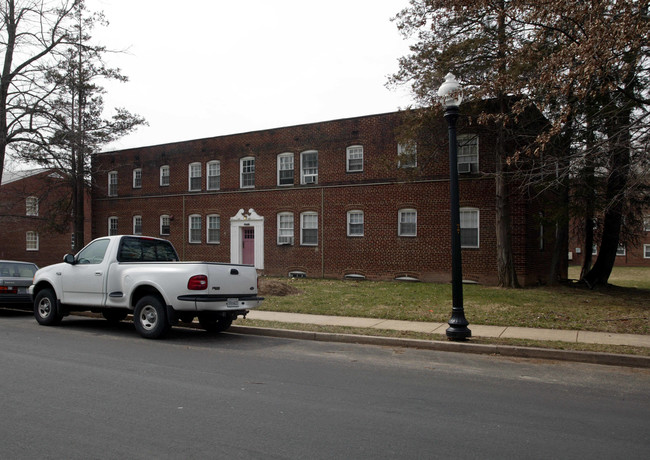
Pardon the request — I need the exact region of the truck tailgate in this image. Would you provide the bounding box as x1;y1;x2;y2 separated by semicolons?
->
206;263;257;295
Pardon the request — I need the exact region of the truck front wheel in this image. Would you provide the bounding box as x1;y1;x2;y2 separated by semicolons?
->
134;296;169;339
34;289;63;326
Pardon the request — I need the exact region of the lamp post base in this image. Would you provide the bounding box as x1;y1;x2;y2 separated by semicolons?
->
446;325;472;341
446;312;471;340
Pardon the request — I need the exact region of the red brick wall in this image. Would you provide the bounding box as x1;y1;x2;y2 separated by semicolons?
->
91;111;556;285
0;170;91;268
569;227;650;268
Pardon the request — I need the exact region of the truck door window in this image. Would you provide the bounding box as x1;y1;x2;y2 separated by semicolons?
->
76;239;110;264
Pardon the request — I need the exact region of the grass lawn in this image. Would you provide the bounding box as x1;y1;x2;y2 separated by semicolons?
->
258;266;649;335
574;266;650;290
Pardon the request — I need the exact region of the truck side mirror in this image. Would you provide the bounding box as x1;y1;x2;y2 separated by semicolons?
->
63;254;76;265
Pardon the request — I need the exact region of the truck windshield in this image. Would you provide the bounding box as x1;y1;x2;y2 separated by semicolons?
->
117;237;179;262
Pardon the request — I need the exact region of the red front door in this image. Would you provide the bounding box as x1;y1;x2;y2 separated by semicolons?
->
242;227;255;265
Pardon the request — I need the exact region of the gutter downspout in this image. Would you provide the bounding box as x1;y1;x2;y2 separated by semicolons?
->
182;195;186;260
321;186;325;278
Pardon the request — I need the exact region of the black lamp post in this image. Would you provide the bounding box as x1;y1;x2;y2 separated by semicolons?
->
438;73;471;341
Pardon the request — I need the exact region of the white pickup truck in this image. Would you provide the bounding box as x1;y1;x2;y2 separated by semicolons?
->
29;235;263;339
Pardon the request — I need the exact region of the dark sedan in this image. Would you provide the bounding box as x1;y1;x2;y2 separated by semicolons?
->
0;260;38;309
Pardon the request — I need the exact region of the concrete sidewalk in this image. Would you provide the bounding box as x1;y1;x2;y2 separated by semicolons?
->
245;310;650;349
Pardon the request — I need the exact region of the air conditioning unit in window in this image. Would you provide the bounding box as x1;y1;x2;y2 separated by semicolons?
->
304;175;316;184
457;162;472;174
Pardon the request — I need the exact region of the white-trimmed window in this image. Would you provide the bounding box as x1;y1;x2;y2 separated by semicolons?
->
460;208;479;248
592;245;598;256
398;209;417;237
347;210;364;237
644;215;650;232
207;214;220;244
346;145;363;172
189;214;201;243
301;212;318;246
108;216;118;236
301;150;318;184
397;142;417;168
160;215;170;235
277;153;294;186
188;162;201;191
240;157;255;188
133;215;142;235
26;231;39;251
207;161;220;190
26;196;38;216
160;165;170;186
644;244;650;259
277;212;294;245
616;244;626;256
108;171;118;197
133;168;142;188
457;134;479;173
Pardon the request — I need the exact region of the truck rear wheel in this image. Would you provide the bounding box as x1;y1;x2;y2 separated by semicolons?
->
134;296;169;339
34;288;63;326
198;312;232;333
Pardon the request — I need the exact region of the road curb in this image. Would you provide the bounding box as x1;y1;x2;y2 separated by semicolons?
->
229;325;650;369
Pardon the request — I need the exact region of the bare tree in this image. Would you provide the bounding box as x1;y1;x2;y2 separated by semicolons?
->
13;1;146;250
0;0;81;184
390;0;528;287
391;0;650;288
516;0;650;287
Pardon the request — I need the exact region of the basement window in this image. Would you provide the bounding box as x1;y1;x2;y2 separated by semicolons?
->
394;275;420;282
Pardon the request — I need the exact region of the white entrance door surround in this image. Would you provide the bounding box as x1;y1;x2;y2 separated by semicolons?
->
230;208;264;269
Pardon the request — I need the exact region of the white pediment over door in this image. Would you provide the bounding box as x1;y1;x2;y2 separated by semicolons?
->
230;208;264;269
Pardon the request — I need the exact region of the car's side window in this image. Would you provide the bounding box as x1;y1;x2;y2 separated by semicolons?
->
76;239;110;265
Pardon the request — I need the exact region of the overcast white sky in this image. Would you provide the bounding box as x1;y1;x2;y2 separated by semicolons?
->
90;0;415;151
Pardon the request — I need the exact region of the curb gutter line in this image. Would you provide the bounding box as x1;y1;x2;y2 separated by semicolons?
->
229;325;650;369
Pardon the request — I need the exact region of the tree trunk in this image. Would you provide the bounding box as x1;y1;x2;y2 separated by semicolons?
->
495;132;520;288
584;107;631;288
0;0;15;184
73;164;85;251
584;202;623;287
579;163;596;280
549;183;569;284
579;212;595;280
0;91;7;183
579;109;596;280
73;52;85;252
494;5;519;288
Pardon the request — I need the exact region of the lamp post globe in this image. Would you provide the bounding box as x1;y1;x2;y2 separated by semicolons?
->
438;73;471;341
437;72;463;108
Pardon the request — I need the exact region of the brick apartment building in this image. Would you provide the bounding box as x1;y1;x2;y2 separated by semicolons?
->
0;169;91;267
91;110;559;286
569;218;650;268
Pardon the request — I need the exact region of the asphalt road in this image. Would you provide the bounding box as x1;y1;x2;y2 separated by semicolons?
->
1;309;649;459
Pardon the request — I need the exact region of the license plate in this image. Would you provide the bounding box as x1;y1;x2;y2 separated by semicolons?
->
226;298;239;308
